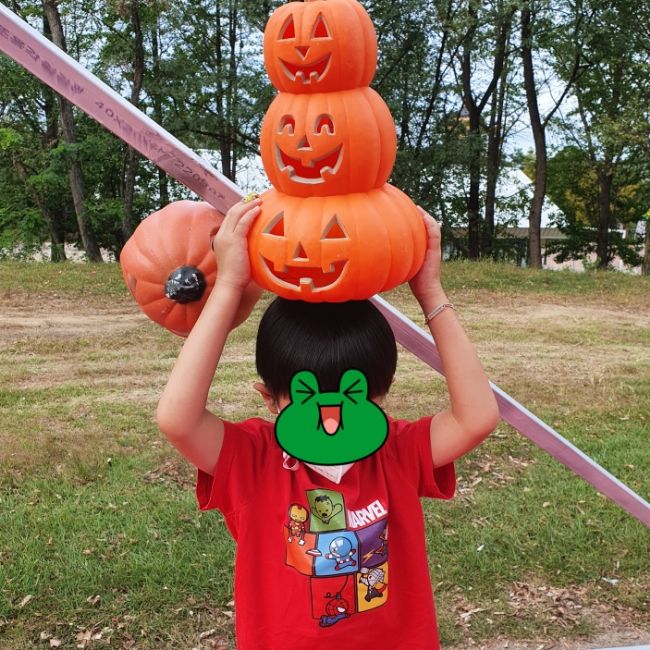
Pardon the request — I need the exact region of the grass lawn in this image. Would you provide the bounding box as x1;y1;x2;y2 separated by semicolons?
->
0;261;648;649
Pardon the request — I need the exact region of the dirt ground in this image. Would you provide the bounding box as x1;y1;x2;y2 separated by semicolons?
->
447;629;650;650
2;291;648;650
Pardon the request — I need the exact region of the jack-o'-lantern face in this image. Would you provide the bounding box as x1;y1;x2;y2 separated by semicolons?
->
275;113;342;185
248;187;427;303
257;209;351;294
264;0;378;93
260;88;396;197
277;11;333;85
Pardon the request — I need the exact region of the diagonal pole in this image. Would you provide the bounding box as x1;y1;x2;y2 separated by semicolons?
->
371;296;650;528
1;4;648;528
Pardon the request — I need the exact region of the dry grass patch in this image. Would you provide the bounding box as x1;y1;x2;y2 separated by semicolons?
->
2;263;648;649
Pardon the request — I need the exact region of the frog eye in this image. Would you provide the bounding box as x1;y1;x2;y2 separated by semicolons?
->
290;370;319;404
342;380;363;404
296;378;316;404
340;369;368;403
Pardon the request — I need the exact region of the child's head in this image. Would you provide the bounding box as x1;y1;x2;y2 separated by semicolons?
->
255;298;397;411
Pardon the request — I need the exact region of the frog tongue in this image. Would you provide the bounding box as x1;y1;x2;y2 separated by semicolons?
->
320;405;342;435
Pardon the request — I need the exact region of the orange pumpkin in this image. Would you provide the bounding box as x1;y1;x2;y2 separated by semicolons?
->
264;0;377;94
248;186;426;302
121;200;261;337
260;88;396;197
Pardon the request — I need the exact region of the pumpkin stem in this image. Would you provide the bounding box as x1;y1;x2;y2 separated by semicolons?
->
165;265;207;304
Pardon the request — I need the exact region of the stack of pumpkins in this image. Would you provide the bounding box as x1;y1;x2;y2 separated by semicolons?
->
248;0;426;302
120;0;427;337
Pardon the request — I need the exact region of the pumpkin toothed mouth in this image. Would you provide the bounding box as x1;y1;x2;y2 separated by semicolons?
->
275;144;343;184
280;55;331;83
260;256;347;292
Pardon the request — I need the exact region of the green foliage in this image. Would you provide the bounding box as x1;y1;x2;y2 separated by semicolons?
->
543;146;646;267
0;0;649;268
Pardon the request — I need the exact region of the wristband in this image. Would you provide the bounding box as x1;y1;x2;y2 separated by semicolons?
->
424;303;455;324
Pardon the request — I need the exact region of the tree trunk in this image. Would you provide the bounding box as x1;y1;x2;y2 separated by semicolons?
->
483;60;508;258
151;20;169;207
13;159;66;261
642;219;650;275
460;3;513;261
596;166;613;268
461;42;482;260
466;116;482;261
228;0;238;181
521;3;545;269
41;13;66;261
42;0;102;262
122;1;145;243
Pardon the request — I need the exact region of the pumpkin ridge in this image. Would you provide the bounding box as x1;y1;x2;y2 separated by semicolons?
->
365;88;397;188
366;190;393;291
353;88;382;191
352;0;377;86
130;232;177;284
379;187;408;289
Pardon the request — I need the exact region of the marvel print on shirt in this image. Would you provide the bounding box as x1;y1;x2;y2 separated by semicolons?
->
285;488;389;627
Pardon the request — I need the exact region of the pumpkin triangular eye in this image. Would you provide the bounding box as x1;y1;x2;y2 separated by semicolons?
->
265;212;285;237
322;216;347;239
279;15;296;40
312;14;330;39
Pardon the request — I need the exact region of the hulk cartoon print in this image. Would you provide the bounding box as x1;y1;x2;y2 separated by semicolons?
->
275;369;388;465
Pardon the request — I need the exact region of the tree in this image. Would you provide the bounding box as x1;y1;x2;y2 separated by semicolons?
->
159;0;271;181
553;0;650;268
458;0;515;259
520;0;586;268
543;146;646;268
42;0;103;261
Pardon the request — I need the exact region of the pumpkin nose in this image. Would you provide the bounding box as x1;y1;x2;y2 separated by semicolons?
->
297;135;311;150
293;243;309;260
295;45;310;59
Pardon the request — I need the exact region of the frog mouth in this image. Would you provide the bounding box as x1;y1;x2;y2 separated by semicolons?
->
319;404;342;435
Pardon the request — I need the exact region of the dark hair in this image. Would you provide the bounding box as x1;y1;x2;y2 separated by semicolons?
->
256;298;397;400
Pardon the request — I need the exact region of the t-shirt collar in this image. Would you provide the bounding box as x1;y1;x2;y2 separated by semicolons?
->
282;452;354;484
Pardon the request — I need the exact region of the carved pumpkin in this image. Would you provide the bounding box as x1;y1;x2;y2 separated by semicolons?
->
121;200;261;337
264;0;377;94
260;87;396;197
248;186;426;302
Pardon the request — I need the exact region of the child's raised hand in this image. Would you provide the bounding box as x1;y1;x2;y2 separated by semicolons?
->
212;197;262;291
408;207;443;306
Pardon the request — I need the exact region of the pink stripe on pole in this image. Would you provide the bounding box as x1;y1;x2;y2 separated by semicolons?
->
371;296;650;529
0;4;242;214
1;5;647;529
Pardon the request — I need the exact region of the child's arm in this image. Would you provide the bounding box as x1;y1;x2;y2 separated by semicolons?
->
409;208;500;468
156;198;262;476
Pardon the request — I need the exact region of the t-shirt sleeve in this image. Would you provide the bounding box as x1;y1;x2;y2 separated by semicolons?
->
388;416;456;499
195;418;271;516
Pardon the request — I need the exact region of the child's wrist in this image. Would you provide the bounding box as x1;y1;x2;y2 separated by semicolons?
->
213;277;247;295
415;284;447;312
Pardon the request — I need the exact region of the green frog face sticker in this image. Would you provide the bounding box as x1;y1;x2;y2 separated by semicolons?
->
275;369;388;465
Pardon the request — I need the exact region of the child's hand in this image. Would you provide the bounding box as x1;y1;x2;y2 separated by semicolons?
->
408;207;443;306
212;197;262;291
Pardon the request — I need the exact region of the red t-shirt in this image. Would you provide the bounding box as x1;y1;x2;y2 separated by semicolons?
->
196;416;455;650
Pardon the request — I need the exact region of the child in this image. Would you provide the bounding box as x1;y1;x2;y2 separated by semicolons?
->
157;198;500;649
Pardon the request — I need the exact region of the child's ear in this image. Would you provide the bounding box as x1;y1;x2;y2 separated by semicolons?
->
253;382;278;414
